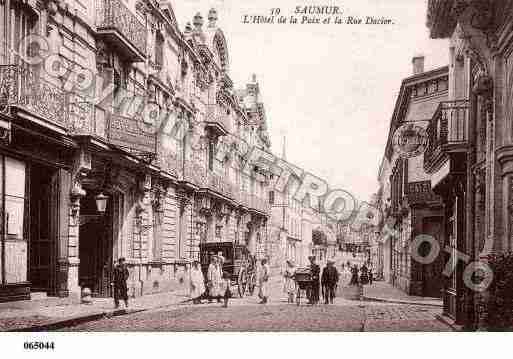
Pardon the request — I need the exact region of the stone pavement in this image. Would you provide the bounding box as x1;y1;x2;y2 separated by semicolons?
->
65;301;451;331
0;274;446;331
363;280;443;307
0;289;190;331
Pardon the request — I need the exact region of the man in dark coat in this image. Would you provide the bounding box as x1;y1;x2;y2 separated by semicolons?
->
321;260;339;304
308;255;320;305
112;257;130;308
360;264;369;285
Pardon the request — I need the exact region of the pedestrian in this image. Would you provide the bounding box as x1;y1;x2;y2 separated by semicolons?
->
112;257;129;309
190;260;205;304
308;255;320;305
349;264;359;285
368;268;374;285
321;259;339;304
283;260;297;303
258;258;270;304
360;263;369;285
221;271;232;308
207;255;223;303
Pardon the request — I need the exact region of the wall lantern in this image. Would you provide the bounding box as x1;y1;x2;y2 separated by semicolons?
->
95;192;109;214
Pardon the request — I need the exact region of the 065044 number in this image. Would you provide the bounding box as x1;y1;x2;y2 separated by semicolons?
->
24;342;55;350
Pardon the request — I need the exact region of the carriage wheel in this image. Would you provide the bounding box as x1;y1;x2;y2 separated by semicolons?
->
238;268;247;298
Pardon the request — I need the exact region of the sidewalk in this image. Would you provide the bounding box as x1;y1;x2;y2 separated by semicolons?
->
0;289;190;332
362;281;442;307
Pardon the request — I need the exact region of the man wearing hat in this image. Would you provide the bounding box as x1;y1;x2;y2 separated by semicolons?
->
112;257;130;309
307;255;320;305
321;259;340;304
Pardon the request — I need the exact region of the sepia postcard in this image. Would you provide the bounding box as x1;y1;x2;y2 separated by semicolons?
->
0;0;513;355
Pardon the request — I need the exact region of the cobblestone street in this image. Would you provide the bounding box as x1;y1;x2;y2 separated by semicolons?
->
61;301;449;332
58;278;451;332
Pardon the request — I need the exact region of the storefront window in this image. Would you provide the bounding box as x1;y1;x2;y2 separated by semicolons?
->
1;157;27;284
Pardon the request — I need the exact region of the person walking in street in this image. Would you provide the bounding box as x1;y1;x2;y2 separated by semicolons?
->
221;271;232;308
349;264;359;285
368;268;374;285
360;263;369;285
112;257;129;309
258;258;270;304
321;259;339;304
308;255;320;305
190;260;205;304
207;255;223;303
283;260;297;303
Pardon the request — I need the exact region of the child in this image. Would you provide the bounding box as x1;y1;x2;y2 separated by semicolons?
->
221;271;232;308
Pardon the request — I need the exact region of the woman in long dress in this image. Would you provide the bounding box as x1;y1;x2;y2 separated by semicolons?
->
190;260;205;304
283;260;296;303
258;258;270;304
207;256;223;303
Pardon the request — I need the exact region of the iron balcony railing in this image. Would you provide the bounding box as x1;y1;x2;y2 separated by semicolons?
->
96;0;147;60
205;105;230;135
0;64;68;128
424;99;469;168
69;100;156;154
179;160;271;214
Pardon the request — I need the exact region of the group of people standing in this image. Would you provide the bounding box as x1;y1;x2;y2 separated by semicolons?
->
189;254;271;306
283;256;340;305
190;253;231;307
348;263;373;286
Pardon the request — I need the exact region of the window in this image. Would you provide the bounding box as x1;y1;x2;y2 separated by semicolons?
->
269;190;274;205
155;31;164;68
1;156;27;284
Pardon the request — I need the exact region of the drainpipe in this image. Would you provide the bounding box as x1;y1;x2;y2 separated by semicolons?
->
466;82;477;330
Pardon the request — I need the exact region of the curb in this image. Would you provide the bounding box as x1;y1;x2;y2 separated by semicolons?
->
7;296;191;332
435;314;465;331
7;308;146;332
362;296;443;308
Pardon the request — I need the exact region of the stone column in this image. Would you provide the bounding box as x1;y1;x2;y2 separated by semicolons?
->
67;148;91;300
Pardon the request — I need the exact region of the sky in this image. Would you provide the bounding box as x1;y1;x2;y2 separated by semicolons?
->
171;0;449;202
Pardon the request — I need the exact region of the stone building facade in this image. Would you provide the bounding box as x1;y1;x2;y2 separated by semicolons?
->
0;1;271;302
425;0;513;327
376;57;448;297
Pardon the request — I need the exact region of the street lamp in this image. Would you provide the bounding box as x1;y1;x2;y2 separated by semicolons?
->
95;192;109;214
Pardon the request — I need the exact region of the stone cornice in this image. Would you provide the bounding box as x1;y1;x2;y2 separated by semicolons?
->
496;145;513;176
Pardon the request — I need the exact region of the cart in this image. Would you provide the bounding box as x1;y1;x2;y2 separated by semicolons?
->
294;267;313;306
199;242;256;298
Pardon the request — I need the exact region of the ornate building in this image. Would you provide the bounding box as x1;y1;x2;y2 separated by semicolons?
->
0;1;271;302
425;0;513;328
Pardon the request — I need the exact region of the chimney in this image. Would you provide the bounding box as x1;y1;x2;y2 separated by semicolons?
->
412;55;425;75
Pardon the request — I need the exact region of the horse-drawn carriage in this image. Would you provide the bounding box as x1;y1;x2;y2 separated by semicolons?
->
199;242;257;298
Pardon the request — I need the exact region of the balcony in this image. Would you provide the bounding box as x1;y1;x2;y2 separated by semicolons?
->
424;100;469;173
249;194;271;214
182;160;206;188
205;105;229;137
108;112;156;154
0;65;68;129
206;171;234;199
69;100;156;155
96;0;147;62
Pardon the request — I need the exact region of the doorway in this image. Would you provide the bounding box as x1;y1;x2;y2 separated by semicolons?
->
29;162;58;294
421;216;443;298
79;193;114;297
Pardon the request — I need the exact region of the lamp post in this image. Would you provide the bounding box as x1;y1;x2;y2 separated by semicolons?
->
95;192;109;214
